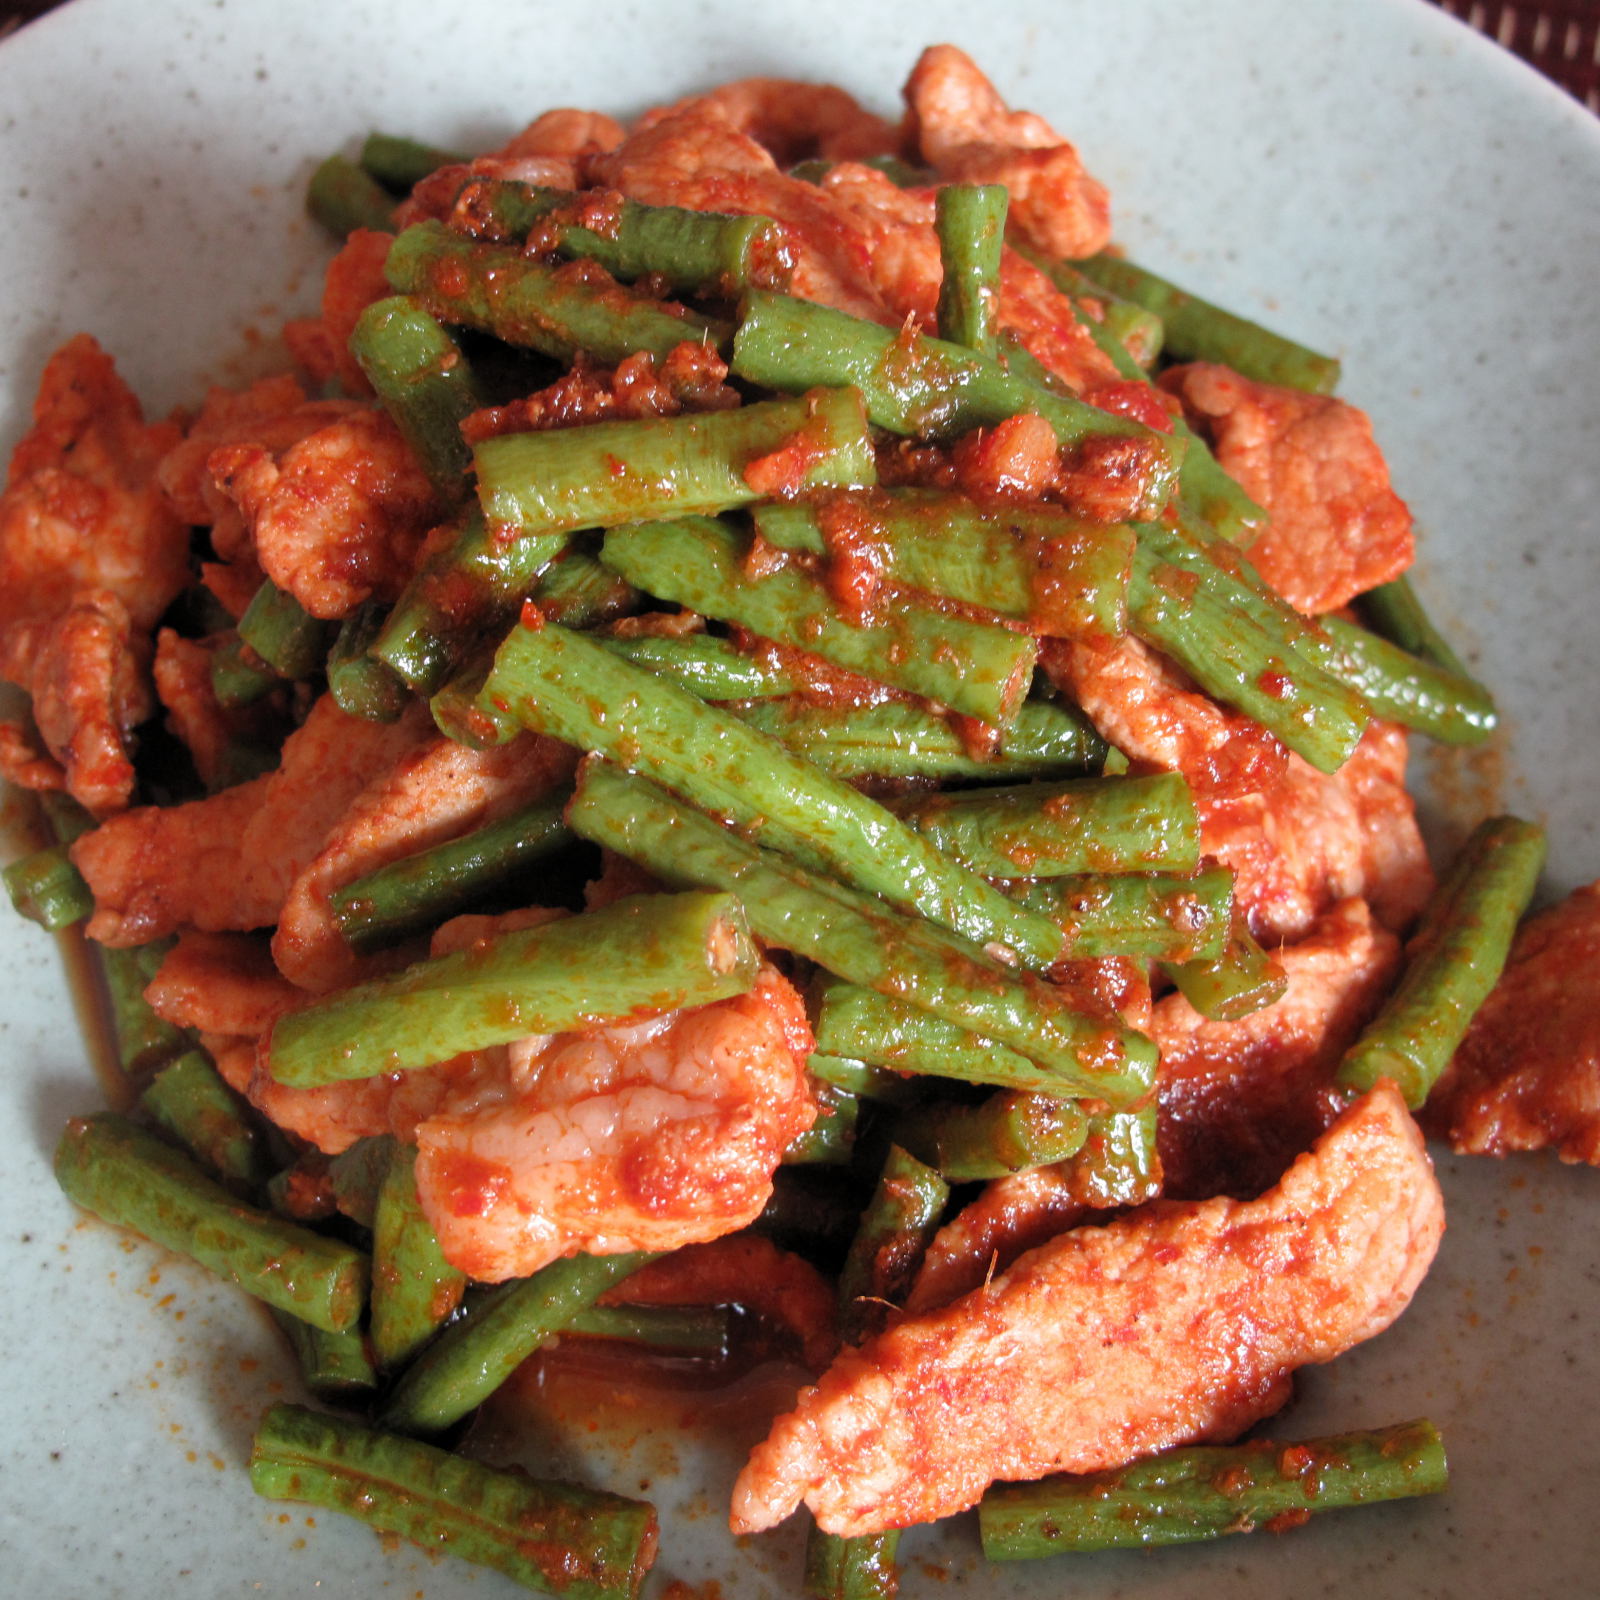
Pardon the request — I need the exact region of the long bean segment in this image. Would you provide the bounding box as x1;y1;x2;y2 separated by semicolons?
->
100;937;190;1079
600;516;1037;724
980;1419;1447;1557
251;1402;658;1599
360;131;463;190
54;1114;368;1333
898;772;1200;878
836;1145;950;1347
380;1251;656;1435
1356;572;1473;678
935;183;1007;354
803;1527;902;1600
327;603;410;723
330;793;573;954
1160;912;1288;1022
238;579;328;680
1129;521;1369;774
1306;613;1497;745
1337;815;1545;1107
601;632;798;700
1075;252;1342;395
139;1049;271;1194
1016;245;1164;368
450;176;791;296
349;295;483;500
812;981;1104;1096
268;890;760;1087
899;1090;1090;1182
751;489;1134;638
4;842;92;929
1006;867;1234;963
386;220;726;366
476;388;876;542
570;762;1156;1103
269;1309;378;1403
370;1142;467;1370
483;620;1063;966
731;290;1183;519
734;696;1106;783
307;153;394;238
374;505;570;695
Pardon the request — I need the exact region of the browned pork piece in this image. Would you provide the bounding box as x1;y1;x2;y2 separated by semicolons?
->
1161;361;1414;614
0;335;190;813
1425;880;1600;1165
730;1083;1442;1538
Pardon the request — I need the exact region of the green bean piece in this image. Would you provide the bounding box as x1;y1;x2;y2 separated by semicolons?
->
359;131;463;190
55;1114;368;1333
1305;613;1496;745
1065;1103;1163;1209
1129;521;1369;775
569;762;1156;1104
1337;815;1546;1107
268;890;760;1088
209;632;280;709
812;980;1091;1097
326;1134;392;1230
751;490;1134;639
483;620;1062;966
374;504;570;696
804;1526;902;1600
329;794;573;954
380;1251;656;1435
1355;572;1473;679
306;153;394;238
370;1142;467;1370
269;1308;379;1403
349;294;483;500
326;602;410;723
836;1144;949;1346
3;842;92;929
935;183;1006;354
238;579;328;681
1015;246;1164;368
734;696;1107;783
602;632;798;699
450;176;792;295
731;289;1183;520
251;1402;658;1599
1067;299;1268;547
477;388;876;543
1006;867;1234;963
784;1083;861;1166
600;516;1037;725
898;1090;1089;1183
535;549;642;630
1160;912;1288;1022
806;1053;921;1105
386;220;726;366
980;1419;1447;1558
1075;252;1342;395
430;650;523;748
561;1304;731;1357
139;1048;271;1194
100;937;189;1080
898;772;1199;878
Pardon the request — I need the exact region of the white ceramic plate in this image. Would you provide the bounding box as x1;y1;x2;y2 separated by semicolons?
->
1;1;1597;1594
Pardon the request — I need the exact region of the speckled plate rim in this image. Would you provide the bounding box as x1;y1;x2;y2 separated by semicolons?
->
0;1;1597;1596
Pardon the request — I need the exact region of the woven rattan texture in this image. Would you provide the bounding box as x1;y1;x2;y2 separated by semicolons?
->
1435;0;1600;108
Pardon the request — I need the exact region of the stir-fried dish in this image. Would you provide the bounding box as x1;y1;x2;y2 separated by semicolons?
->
4;42;1596;1600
